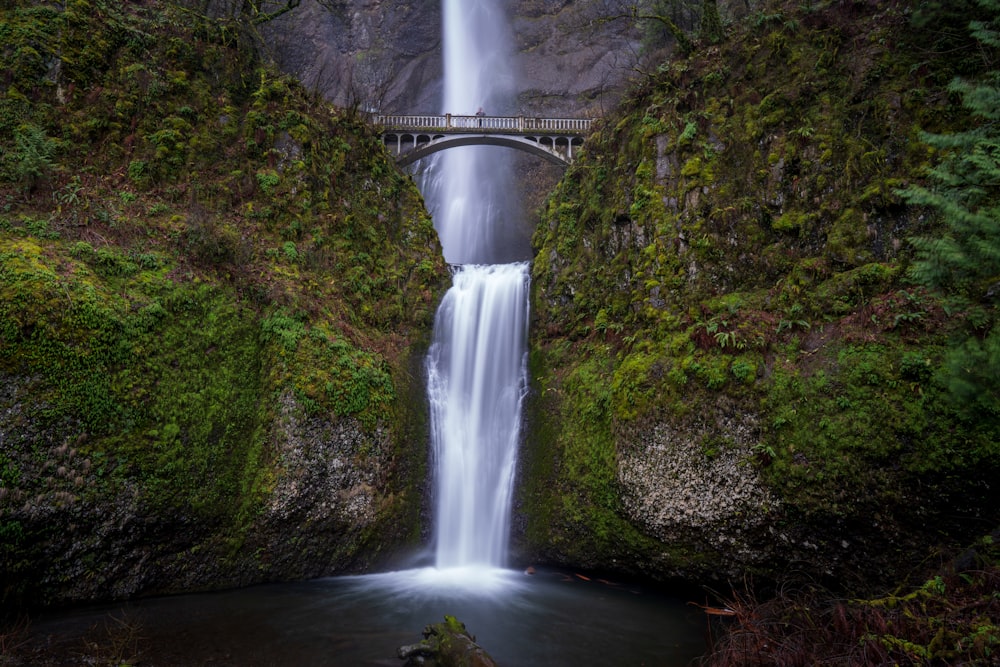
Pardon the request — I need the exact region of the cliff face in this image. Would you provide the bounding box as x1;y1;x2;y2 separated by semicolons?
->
0;1;447;609
265;0;445;113
267;0;643;116
518;0;1000;591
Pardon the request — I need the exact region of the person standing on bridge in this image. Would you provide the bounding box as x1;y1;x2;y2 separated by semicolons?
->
476;107;485;127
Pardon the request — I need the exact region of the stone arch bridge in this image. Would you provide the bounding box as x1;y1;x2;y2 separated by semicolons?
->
375;114;592;167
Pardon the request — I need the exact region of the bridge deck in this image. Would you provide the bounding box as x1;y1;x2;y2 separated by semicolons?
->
376;114;592;135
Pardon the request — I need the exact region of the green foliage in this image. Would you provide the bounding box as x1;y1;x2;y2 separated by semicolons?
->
610;348;659;419
286;331;398;429
255;168;280;196
0;238;268;517
940;328;1000;417
730;356;757;384
325;343;395;421
760;339;1000;512
678;120;697;144
562;356;616;507
3;124;58;189
900;0;1000;415
127;160;149;187
185;213;248;267
0;451;20;487
260;310;306;352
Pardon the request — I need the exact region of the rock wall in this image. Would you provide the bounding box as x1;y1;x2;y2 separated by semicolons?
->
516;0;1000;592
267;0;644;115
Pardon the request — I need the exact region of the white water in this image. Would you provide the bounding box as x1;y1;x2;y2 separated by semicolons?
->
427;264;529;567
425;0;519;265
424;0;530;570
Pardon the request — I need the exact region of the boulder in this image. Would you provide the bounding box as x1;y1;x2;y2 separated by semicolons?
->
398;616;498;667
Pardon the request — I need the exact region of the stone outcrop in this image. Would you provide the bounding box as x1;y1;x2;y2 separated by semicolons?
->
398;616;498;667
617;412;776;566
0;377;425;608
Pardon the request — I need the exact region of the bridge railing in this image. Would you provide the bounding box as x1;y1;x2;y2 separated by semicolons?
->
375;114;592;134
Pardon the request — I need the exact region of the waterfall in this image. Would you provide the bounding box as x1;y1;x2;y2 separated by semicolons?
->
424;0;529;569
427;264;529;568
430;0;516;266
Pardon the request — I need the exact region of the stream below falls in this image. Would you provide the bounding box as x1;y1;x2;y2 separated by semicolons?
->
19;567;709;666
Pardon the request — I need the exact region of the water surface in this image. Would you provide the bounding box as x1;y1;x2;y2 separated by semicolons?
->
22;567;708;666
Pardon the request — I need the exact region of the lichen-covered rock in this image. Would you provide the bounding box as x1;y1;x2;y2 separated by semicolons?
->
617;414;776;550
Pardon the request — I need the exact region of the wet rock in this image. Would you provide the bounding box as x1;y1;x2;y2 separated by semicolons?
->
398;616;498;667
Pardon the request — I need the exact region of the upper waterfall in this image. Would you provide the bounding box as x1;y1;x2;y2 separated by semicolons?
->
423;0;531;570
424;0;522;265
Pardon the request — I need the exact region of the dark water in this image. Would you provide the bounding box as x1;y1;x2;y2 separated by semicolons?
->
20;567;709;666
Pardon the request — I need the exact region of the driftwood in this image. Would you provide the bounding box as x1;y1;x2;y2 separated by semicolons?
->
398;615;498;667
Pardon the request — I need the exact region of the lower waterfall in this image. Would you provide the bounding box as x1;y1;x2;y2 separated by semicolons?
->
426;262;530;569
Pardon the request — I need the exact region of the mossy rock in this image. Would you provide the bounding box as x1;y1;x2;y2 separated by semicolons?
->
398;616;498;667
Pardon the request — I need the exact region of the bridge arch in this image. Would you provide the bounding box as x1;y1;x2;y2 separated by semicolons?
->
385;133;580;167
377;114;592;168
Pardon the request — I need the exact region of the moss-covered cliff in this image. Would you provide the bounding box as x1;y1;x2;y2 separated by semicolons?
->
0;1;448;610
519;0;1000;591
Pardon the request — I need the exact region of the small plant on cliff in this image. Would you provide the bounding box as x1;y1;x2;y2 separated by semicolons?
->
4;124;58;191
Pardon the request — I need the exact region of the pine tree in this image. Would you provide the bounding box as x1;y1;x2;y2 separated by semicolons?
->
900;0;1000;415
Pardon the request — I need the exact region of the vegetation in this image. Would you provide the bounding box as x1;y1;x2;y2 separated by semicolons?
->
700;534;1000;665
522;0;1000;593
0;0;447;610
899;0;1000;417
398;615;499;667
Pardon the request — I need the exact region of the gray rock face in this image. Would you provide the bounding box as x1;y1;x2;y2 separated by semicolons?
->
617;409;779;577
511;0;640;116
265;0;442;113
267;0;640;116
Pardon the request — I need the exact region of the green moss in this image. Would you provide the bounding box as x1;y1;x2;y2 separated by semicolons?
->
526;0;1000;584
0;237;268;518
811;262;900;314
0;0;449;604
772;209;812;233
759;336;999;514
826;208;873;265
609;348;661;420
